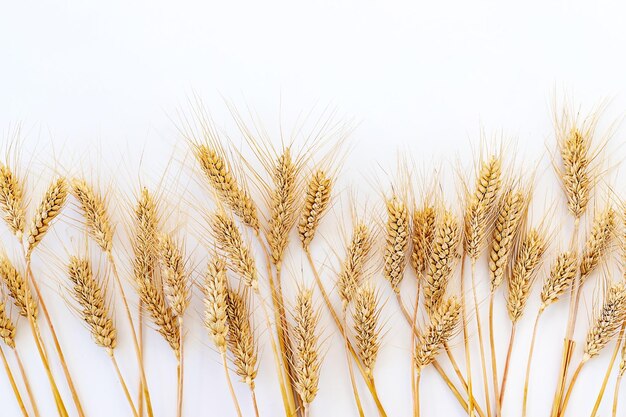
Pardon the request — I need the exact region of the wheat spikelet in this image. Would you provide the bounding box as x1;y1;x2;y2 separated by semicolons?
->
132;188;180;353
203;258;229;353
411;205;436;277
298;170;332;249
210;211;258;290
267;148;299;266
580;206;617;279
0;301;16;348
424;210;460;314
384;196;410;293
292;288;321;405
27;177;68;253
0;164;25;239
226;288;258;388
489;188;526;291
352;284;382;377
584;281;626;361
540;251;578;310
67;256;116;349
194;145;259;231
70;179;114;253
557;127;592;219
464;155;502;261
158;234;190;317
414;296;462;371
507;229;546;323
0;255;37;319
337;223;375;309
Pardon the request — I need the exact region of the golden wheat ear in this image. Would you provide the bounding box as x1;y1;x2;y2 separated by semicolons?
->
0;255;37;319
411;204;436;278
0;301;16;348
584;281;626;361
580;206;617;280
70;178;114;253
0;164;26;240
292;288;322;408
298;169;333;250
26;177;68;254
337;222;375;310
351;284;383;379
225;287;258;389
383;195;410;293
202;257;229;353
414;296;462;371
158;234;190;318
540;251;578;310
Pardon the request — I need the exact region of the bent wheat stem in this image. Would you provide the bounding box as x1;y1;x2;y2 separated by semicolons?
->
522;309;542;417
221;351;243;417
14;347;40;417
108;349;139;417
613;373;623;417
471;262;492;417
589;328;623;417
498;325;516;410
0;346;28;417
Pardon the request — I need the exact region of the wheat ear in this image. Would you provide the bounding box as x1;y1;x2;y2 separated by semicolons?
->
411;205;436;277
424;210;460;314
194;144;259;231
557;127;593;220
384;196;410;293
26;177;68;254
292;288;322;411
0;256;37;319
0;164;26;239
298;169;332;249
415;295;462;371
158;234;190;318
352;284;382;379
580;206;617;279
540;251;578;310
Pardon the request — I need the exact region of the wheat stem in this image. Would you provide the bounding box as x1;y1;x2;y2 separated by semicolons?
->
25;255;83;417
460;254;475;417
107;251;153;417
613;373;623;417
250;388;260;417
138;302;144;417
0;346;28;417
559;359;586;414
415;371;422;417
489;294;500;416
176;318;184;417
221;351;243;417
411;281;420;417
589;324;625;417
108;349;139;417
471;261;493;417
498;325;516;411
343;309;365;417
13;347;39;417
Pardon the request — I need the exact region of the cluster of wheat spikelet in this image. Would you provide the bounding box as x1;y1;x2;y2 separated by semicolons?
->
0;101;625;417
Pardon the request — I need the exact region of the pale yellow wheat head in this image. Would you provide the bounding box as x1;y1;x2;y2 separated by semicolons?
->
584;281;626;361
0;301;16;348
0;164;26;239
411;205;436;277
226;288;258;388
352;284;382;378
292;288;322;406
384;195;410;293
203;257;229;353
71;178;114;253
27;177;68;254
0;255;37;319
298;170;332;249
580;206;617;279
337;222;375;309
415;296;462;371
540;251;578;310
159;234;190;317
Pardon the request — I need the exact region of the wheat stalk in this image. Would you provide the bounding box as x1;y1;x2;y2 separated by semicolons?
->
70;179;114;253
0;164;26;239
337;223;375;310
194;144;259;231
411;205;436;277
26;177;68;254
298;170;332;249
352;284;382;379
424;210;460;314
158;234;190;318
580;206;617;279
209;210;258;290
384;196;410;293
292;288;322;411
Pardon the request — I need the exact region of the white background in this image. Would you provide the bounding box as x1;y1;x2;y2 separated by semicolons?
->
1;1;626;416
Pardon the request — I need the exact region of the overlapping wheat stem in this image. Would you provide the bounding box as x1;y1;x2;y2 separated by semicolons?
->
298;170;332;249
0;164;26;239
292;288;322;415
384;196;410;293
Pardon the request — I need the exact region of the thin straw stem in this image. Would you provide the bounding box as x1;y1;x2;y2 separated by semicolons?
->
460;254;475;417
411;283;420;417
589;325;625;417
613;374;623;417
498;325;516;412
221;351;243;417
14;347;40;417
250;388;260;417
489;294;500;416
416;372;422;417
304;249;392;416
176;318;184;417
138;301;144;417
343;309;365;417
471;261;493;417
559;359;586;415
522;309;543;417
25;255;85;417
107;251;153;417
0;346;29;417
108;349;139;417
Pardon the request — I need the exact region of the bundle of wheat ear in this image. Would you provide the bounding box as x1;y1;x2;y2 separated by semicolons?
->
0;100;625;417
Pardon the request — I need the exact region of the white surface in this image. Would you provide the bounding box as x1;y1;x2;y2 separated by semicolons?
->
1;1;626;416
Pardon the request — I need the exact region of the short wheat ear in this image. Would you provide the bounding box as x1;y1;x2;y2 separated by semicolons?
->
158;234;190;318
411;205;436;278
383;195;410;293
298;169;332;249
580;206;617;280
70;178;114;253
0;163;26;240
0;300;29;417
352;284;383;380
26;177;68;254
337;222;375;310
